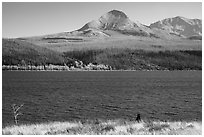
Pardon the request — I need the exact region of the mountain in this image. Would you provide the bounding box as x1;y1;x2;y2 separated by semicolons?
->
43;10;202;40
77;10;156;37
11;10;202;53
2;10;202;69
150;16;202;38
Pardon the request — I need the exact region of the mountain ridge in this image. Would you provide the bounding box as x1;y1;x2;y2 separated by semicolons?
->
150;16;202;37
46;10;201;40
16;10;202;40
76;10;157;37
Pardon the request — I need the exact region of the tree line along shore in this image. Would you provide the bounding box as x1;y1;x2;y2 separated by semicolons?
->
2;39;202;71
3;49;202;71
2;62;112;71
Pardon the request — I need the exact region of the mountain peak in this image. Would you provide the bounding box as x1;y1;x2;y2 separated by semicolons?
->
78;10;130;31
174;16;191;21
175;16;185;19
150;16;202;37
107;10;128;18
77;9;155;37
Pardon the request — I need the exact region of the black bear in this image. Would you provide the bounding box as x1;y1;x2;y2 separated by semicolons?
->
136;113;141;122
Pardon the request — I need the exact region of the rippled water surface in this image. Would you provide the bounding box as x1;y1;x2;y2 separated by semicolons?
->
2;71;202;126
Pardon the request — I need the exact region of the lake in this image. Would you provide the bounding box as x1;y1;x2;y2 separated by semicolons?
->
2;71;202;127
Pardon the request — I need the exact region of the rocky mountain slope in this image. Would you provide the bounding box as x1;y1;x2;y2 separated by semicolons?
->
38;10;202;41
77;10;156;37
150;16;202;38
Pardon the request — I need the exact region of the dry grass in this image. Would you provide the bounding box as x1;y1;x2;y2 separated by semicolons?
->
25;35;202;53
2;119;202;135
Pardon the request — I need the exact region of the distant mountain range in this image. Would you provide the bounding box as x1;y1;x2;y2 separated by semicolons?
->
4;10;202;50
33;9;201;43
68;10;201;39
150;16;202;38
2;10;202;69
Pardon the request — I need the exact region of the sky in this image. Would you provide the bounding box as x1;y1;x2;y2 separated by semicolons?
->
2;2;202;38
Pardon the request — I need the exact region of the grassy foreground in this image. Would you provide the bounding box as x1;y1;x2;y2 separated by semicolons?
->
2;119;202;135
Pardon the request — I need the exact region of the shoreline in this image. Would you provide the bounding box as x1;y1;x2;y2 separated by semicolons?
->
2;69;201;72
2;119;202;135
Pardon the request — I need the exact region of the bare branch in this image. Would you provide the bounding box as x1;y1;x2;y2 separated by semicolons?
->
11;103;24;124
11;104;16;111
16;112;23;117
